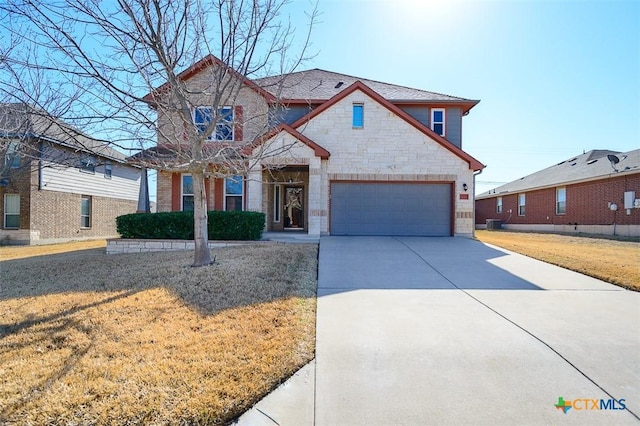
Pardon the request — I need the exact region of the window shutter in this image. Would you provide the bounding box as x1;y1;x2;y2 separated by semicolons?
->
171;173;181;211
234;105;243;141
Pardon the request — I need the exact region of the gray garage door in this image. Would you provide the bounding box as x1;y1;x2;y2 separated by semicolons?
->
330;182;452;236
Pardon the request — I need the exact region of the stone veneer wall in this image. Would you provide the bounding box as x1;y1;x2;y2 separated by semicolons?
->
106;239;270;254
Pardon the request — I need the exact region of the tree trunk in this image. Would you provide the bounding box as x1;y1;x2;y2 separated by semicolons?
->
191;170;212;267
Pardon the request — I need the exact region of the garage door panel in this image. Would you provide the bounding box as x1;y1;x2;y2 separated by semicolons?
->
330;182;451;236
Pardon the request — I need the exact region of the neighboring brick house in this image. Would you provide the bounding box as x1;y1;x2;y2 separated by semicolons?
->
147;55;484;237
0;103;141;245
476;149;640;237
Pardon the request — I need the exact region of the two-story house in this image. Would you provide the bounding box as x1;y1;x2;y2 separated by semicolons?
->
147;55;484;237
0;103;141;245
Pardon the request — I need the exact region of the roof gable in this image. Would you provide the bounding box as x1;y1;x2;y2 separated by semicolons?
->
289;81;484;171
142;54;275;105
250;123;330;159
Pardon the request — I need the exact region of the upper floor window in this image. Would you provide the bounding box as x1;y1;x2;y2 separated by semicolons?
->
194;106;233;141
431;108;445;137
182;174;194;211
352;103;364;128
224;175;243;211
496;196;503;214
80;155;96;173
4;194;20;229
4;141;21;168
518;193;526;216
556;187;566;215
104;161;112;179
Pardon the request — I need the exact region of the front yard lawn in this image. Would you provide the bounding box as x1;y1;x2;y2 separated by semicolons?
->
0;242;317;425
476;230;639;291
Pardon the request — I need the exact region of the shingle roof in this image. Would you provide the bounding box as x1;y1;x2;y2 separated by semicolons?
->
254;69;479;106
476;149;640;199
0;103;127;162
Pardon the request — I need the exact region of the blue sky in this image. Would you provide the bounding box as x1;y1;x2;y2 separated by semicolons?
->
279;0;639;196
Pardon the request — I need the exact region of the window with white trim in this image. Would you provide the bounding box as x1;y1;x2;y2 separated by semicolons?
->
104;161;112;179
431;108;445;136
556;187;566;215
194;106;233;141
81;195;92;228
273;184;281;222
224;175;243;211
518;193;526;216
4;194;20;229
181;174;194;211
496;196;503;214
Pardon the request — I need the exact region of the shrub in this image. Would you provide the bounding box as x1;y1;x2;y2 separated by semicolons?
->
208;211;265;240
116;211;265;240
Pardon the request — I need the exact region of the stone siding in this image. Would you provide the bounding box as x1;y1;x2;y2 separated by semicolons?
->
106;238;269;254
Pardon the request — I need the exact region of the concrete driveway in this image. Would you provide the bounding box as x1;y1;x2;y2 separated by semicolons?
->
315;236;640;425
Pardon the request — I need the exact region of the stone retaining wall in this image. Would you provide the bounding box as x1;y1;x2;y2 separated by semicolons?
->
107;238;271;254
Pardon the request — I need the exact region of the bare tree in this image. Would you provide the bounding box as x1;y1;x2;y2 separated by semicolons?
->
0;0;317;266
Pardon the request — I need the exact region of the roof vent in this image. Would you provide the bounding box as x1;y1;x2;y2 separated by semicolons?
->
587;159;598;165
334;81;344;89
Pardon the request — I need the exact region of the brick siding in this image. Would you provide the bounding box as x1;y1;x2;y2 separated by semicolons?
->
29;189;136;242
476;174;640;226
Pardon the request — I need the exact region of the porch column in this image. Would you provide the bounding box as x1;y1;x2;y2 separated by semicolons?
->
307;158;322;236
246;168;263;213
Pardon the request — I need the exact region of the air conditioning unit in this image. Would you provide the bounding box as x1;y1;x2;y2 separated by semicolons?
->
486;219;502;230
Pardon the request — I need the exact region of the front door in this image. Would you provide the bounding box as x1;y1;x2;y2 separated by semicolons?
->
284;187;304;229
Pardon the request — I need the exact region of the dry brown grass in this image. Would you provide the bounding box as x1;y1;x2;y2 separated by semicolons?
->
476;230;640;291
0;243;317;425
0;239;107;261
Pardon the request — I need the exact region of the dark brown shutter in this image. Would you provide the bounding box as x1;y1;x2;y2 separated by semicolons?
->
234;105;243;141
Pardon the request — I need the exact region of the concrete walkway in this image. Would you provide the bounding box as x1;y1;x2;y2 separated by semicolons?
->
236;236;640;425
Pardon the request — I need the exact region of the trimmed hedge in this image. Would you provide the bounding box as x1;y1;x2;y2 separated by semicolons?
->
116;211;265;241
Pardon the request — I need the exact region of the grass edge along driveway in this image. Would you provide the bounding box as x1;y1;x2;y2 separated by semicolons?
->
475;230;639;291
0;241;318;425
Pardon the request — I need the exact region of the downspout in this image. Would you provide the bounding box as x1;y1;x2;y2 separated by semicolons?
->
38;141;44;190
472;168;483;238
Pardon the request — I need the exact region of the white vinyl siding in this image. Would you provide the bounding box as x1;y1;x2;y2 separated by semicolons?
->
4;194;20;229
40;147;139;201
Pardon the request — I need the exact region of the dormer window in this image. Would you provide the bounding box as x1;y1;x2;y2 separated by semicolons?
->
431;108;445;137
194;106;233;141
